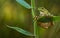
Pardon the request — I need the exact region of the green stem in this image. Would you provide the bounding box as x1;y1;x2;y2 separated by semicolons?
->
31;0;35;18
31;0;37;38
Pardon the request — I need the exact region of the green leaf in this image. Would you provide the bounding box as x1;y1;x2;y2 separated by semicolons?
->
53;16;60;22
16;0;31;9
6;25;34;36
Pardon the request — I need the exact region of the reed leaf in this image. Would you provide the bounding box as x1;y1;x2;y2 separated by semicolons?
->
53;16;60;22
16;0;31;9
6;25;34;36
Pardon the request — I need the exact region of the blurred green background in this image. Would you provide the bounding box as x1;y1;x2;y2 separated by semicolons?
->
0;0;60;38
0;0;34;38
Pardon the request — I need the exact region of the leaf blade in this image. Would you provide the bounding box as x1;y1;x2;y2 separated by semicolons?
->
6;25;34;36
16;0;31;9
53;16;60;22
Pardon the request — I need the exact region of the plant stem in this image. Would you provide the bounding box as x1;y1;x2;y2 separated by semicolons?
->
31;0;37;38
31;0;35;18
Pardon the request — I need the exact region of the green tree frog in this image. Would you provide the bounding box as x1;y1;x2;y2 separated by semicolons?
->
36;7;54;29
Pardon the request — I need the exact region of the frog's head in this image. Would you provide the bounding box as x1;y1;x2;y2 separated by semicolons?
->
38;7;48;12
38;7;50;16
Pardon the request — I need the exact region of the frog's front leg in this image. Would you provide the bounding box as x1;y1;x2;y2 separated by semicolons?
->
33;16;38;21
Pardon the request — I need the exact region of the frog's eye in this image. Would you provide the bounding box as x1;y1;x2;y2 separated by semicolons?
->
41;7;44;9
